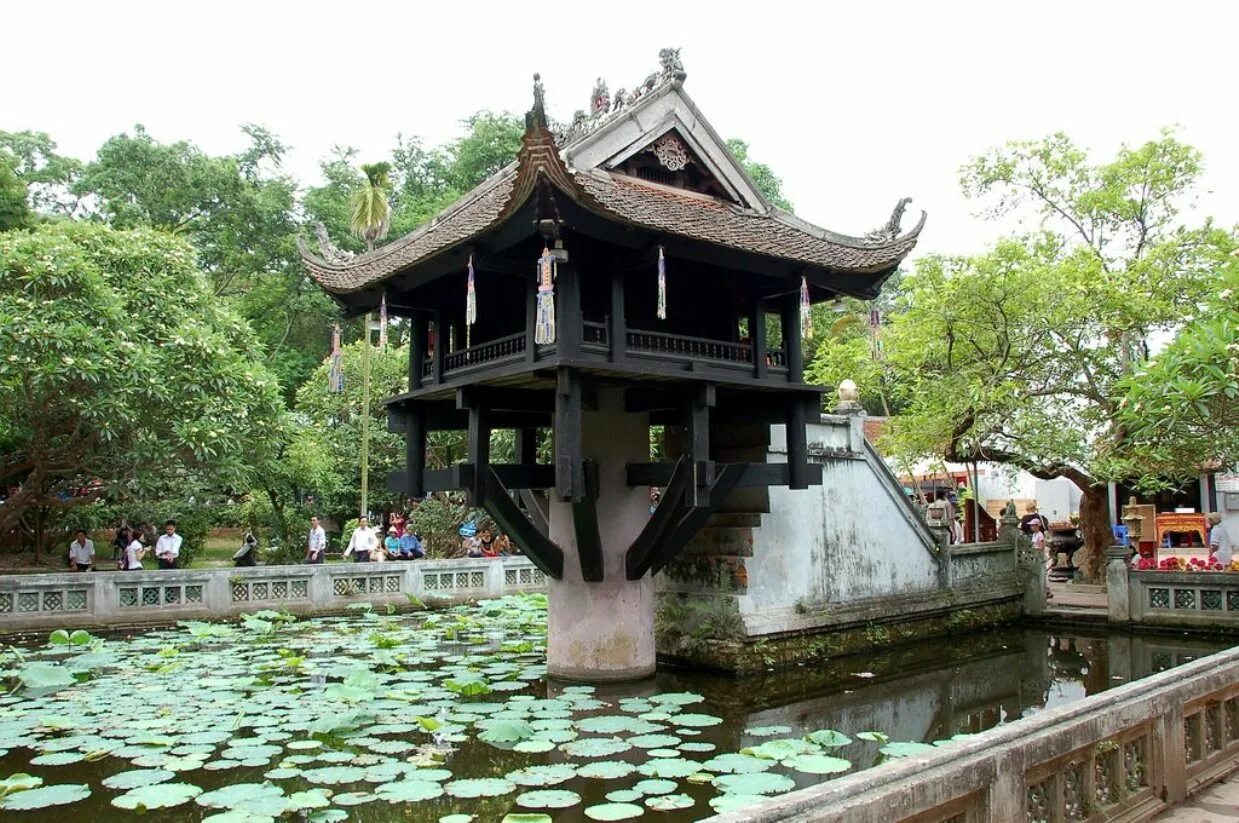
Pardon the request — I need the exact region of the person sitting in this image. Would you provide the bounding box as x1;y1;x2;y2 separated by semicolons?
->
233;533;259;567
475;527;499;558
460;521;480;556
399;529;425;560
69;528;95;572
383;527;402;561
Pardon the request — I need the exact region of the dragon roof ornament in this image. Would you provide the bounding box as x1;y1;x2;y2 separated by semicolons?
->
556;48;687;147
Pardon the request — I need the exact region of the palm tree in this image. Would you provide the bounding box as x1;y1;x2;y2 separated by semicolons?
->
348;162;392;520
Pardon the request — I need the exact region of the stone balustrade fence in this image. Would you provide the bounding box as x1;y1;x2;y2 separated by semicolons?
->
1106;546;1239;630
707;644;1239;822
0;557;548;632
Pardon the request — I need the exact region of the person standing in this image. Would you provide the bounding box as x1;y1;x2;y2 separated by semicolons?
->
68;529;95;571
306;515;327;564
1020;503;1050;535
346;515;377;563
112;522;131;569
1208;513;1233;567
124;531;147;571
154;520;182;570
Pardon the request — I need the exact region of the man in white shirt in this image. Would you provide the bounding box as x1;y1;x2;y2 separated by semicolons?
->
346;515;377;563
68;529;95;572
155;520;183;570
306;515;327;564
1208;512;1233;566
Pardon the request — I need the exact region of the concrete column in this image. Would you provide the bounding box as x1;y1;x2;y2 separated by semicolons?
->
307;567;333;609
1105;545;1131;623
547;388;654;682
485;561;505;596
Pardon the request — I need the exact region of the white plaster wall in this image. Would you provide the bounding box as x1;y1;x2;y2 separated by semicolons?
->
742;418;941;613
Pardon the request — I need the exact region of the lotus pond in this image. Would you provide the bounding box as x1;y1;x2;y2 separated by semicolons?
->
0;595;1230;822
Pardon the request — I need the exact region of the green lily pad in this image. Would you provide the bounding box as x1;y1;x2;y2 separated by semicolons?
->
301;765;368;784
576;760;637;780
805;729;852;748
743;738;817;760
444;777;516;798
633;778;678;795
709;793;768;813
879;741;937;758
783;753;852;774
669;713;723;727
102;769;177;790
646;793;695;811
501;815;550;823
286;789;332;810
1;783;92;810
628;733;681;749
335;792;379;805
713;771;796;795
30;752;85;766
647;692;704;706
516;789;581;808
0;773;43;793
112;782;203;810
679;741;715;753
16;663;76;694
477;718;535;746
512;739;556;754
507;764;577;787
584;802;645;820
746;725;792;737
196;782;285;810
637;758;702;779
605;789;642;802
562;737;632;758
855;731;889;743
308;811;347;823
440;816;475;823
703;753;775;774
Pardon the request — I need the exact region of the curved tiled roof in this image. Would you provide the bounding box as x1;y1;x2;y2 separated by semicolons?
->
301;123;924;295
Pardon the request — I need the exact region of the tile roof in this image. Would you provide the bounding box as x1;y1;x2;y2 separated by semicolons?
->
302;125;924;295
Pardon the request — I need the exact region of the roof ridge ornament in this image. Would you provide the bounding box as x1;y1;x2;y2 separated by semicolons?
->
526;73;548;130
863;197;916;246
556;48;687;147
314;221;354;264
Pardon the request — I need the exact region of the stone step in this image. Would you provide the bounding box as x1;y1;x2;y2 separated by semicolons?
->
707;512;762;528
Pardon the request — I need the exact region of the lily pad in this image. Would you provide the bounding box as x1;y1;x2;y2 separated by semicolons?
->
507;764;577;787
561;737;631;758
513;739;556;754
783;753;852;774
855;731;889;743
879;741;937;758
745;725;792;737
743;738;817;760
301;765;368;784
444;777;516;798
669;713;723;727
633;778;678;795
1;783;92;810
703;753;775;774
501;815;551;823
637;758;702;779
805;729;852;748
646;793;695;811
713;771;796;795
628;733;681;749
112;782;203;810
196;782;285;810
516;789;582;808
709;793;768;813
102;769;177;790
576;760;637;780
606;789;642;802
584;802;645;820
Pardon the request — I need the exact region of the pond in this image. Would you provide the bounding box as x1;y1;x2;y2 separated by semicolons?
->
0;595;1231;821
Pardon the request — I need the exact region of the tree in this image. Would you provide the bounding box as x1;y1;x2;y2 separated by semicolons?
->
727;138;793;211
0;130;83;216
862;132;1234;579
0;155;28;231
0;222;285;558
1118;262;1239;484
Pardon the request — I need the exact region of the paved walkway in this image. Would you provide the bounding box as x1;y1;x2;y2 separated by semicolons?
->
1154;774;1239;821
1043;581;1109;620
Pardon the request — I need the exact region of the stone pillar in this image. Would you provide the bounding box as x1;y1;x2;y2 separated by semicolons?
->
1004;501;1046;615
547;388;654;682
1105;545;1131;623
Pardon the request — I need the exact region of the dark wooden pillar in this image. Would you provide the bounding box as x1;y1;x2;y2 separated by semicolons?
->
609;267;626;363
464;398;490;506
557;260;581;359
514;427;538;465
683;384;715;507
431;309;445;384
405;405;426;498
749;299;767;380
780;293;804;382
786;396;809;490
555;367;584;502
409;313;427;391
525;272;539;364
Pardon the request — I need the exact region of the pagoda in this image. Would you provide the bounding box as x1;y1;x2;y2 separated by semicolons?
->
302;50;924;680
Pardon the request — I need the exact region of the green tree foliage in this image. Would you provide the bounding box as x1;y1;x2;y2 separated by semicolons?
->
1119;263;1239;482
726;138;793;211
0;222;285;557
349;162;393;251
0;130;83;216
0;155;28;231
827;131;1234;579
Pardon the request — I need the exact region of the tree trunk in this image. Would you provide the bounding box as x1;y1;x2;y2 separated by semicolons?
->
1075;484;1112;582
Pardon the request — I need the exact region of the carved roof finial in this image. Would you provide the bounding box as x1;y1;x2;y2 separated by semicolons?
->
526;73;548;130
659;47;686;81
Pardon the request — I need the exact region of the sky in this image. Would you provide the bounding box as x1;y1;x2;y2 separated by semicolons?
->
4;0;1237;257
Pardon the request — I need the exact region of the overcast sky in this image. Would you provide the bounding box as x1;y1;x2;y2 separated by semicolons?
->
5;0;1236;257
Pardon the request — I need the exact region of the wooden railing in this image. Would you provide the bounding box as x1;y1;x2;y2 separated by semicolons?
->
442;332;526;372
582;321;609;347
626;328;753;364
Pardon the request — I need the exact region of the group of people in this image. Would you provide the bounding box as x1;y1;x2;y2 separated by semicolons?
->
459;522;509;558
67;520;184;572
340;514;426;563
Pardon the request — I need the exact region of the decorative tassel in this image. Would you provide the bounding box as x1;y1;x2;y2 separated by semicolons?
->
869;307;883;361
465;255;476;351
535;246;557;345
656;246;667;320
378;294;388;350
328;324;344;393
800;276;812;340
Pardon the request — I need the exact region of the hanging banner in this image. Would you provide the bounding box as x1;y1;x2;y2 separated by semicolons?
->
378;294;388;350
869;307;883;361
535;247;557;344
656;246;667;320
328;324;344;393
800;276;812;340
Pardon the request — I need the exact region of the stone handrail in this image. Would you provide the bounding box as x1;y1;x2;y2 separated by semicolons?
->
0;557;548;631
1107;547;1239;629
707;644;1239;822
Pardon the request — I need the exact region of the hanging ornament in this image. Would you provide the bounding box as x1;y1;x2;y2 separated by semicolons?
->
378;294;388;350
800;275;812;340
535;246;557;344
868;307;883;361
328;323;344;393
465;255;477;351
656;246;667;320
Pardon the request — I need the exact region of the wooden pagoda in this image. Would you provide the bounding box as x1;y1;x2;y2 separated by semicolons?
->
304;52;923;679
